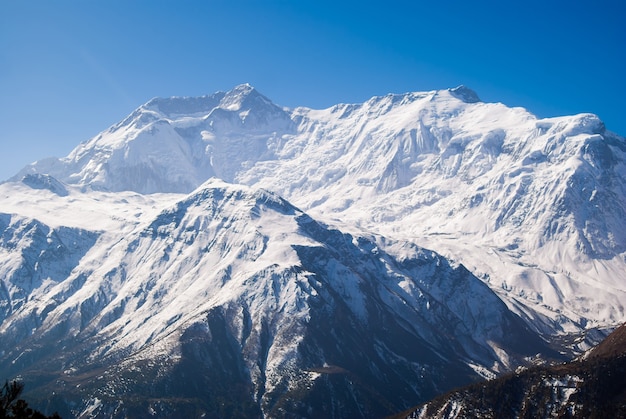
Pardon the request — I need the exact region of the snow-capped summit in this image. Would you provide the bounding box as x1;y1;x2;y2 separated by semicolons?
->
218;83;266;110
133;83;274;118
136;83;289;127
12;84;295;192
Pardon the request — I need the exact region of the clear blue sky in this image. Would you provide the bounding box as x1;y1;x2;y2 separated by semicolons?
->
1;0;624;181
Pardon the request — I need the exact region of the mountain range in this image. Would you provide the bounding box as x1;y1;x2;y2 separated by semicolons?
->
1;84;625;417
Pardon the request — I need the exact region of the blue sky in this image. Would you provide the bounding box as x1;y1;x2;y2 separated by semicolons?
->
1;0;624;181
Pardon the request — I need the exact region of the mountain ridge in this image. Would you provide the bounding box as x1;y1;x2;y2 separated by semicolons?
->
0;179;557;417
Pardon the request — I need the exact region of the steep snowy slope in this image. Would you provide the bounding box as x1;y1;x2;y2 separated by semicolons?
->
284;89;626;341
0;213;98;327
12;84;626;344
0;180;554;417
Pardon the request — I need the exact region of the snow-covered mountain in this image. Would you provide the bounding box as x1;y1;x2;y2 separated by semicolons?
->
14;83;626;339
2;84;625;416
0;179;553;417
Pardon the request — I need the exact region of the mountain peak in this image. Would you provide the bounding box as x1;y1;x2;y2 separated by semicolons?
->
232;82;254;94
218;83;272;111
